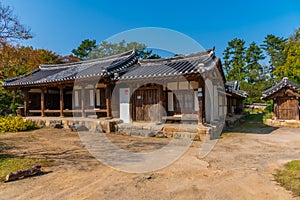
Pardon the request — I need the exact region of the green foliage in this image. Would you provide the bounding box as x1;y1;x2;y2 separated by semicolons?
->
88;40;160;59
0;42;63;115
274;28;300;85
223;39;268;103
223;38;246;82
275;160;300;197
262;112;273;123
245;42;265;83
264;101;274;113
71;39;97;60
261;34;287;77
139;49;161;59
0;116;37;133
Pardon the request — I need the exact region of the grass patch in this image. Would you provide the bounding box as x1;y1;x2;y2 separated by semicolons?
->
0;154;54;181
275;160;300;197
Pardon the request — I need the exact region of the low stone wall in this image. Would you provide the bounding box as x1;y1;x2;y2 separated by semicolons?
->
27;117;123;133
27;117;217;140
265;119;300;128
225;114;246;128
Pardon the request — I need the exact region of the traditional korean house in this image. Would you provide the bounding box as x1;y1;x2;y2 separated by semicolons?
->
225;80;248;115
3;49;229;125
262;77;300;120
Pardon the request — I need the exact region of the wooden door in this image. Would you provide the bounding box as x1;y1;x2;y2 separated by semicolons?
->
277;99;298;120
132;88;159;121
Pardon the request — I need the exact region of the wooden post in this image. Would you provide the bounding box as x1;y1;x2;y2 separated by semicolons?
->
23;89;28;117
198;88;203;124
296;98;299;121
158;85;163;123
129;84;133;122
105;84;111;118
81;87;85;118
59;85;64;117
41;88;45;117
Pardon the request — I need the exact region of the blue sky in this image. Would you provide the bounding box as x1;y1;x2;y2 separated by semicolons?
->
3;0;300;63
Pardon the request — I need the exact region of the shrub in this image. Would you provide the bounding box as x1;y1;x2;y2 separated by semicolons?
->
0;116;37;133
264;101;274;113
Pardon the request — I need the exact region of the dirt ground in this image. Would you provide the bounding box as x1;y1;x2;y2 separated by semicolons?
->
0;125;300;200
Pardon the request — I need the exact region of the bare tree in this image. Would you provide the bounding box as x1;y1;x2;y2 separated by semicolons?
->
0;3;32;42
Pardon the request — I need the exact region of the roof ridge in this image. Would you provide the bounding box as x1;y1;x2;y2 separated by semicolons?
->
139;48;214;64
262;77;299;97
39;49;136;70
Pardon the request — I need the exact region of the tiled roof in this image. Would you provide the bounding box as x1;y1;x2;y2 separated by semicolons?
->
262;77;299;99
225;80;248;98
117;49;217;80
4;50;138;87
4;49;225;88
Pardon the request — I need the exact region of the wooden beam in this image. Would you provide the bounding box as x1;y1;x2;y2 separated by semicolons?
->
59;85;64;117
41;88;45;117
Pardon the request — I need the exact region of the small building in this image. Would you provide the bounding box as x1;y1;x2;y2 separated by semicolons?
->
225;80;248;115
3;49;235;125
262;77;300;120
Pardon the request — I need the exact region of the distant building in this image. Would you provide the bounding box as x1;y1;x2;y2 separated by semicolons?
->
262;77;300;120
225;80;248;115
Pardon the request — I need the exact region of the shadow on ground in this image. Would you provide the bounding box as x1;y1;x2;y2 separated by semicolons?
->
223;113;278;134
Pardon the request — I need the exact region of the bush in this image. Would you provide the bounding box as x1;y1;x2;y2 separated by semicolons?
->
0;116;37;133
264;101;274;113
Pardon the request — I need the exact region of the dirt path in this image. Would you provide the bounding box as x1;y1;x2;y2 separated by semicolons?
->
0;125;300;200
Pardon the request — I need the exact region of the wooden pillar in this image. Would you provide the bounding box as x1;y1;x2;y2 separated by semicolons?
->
81;87;85;118
59;85;64;117
296;98;299;121
105;84;111;118
129;84;133;122
198;88;203;124
23;89;28;117
41;88;45;117
158;85;163;122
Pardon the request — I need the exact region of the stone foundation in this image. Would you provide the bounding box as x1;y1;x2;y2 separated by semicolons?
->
265;119;300;128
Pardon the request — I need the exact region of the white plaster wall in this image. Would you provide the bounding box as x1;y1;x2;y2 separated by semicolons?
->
119;88;130;123
205;79;214;123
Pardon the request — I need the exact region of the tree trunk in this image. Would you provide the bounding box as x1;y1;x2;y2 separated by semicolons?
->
5;165;42;182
